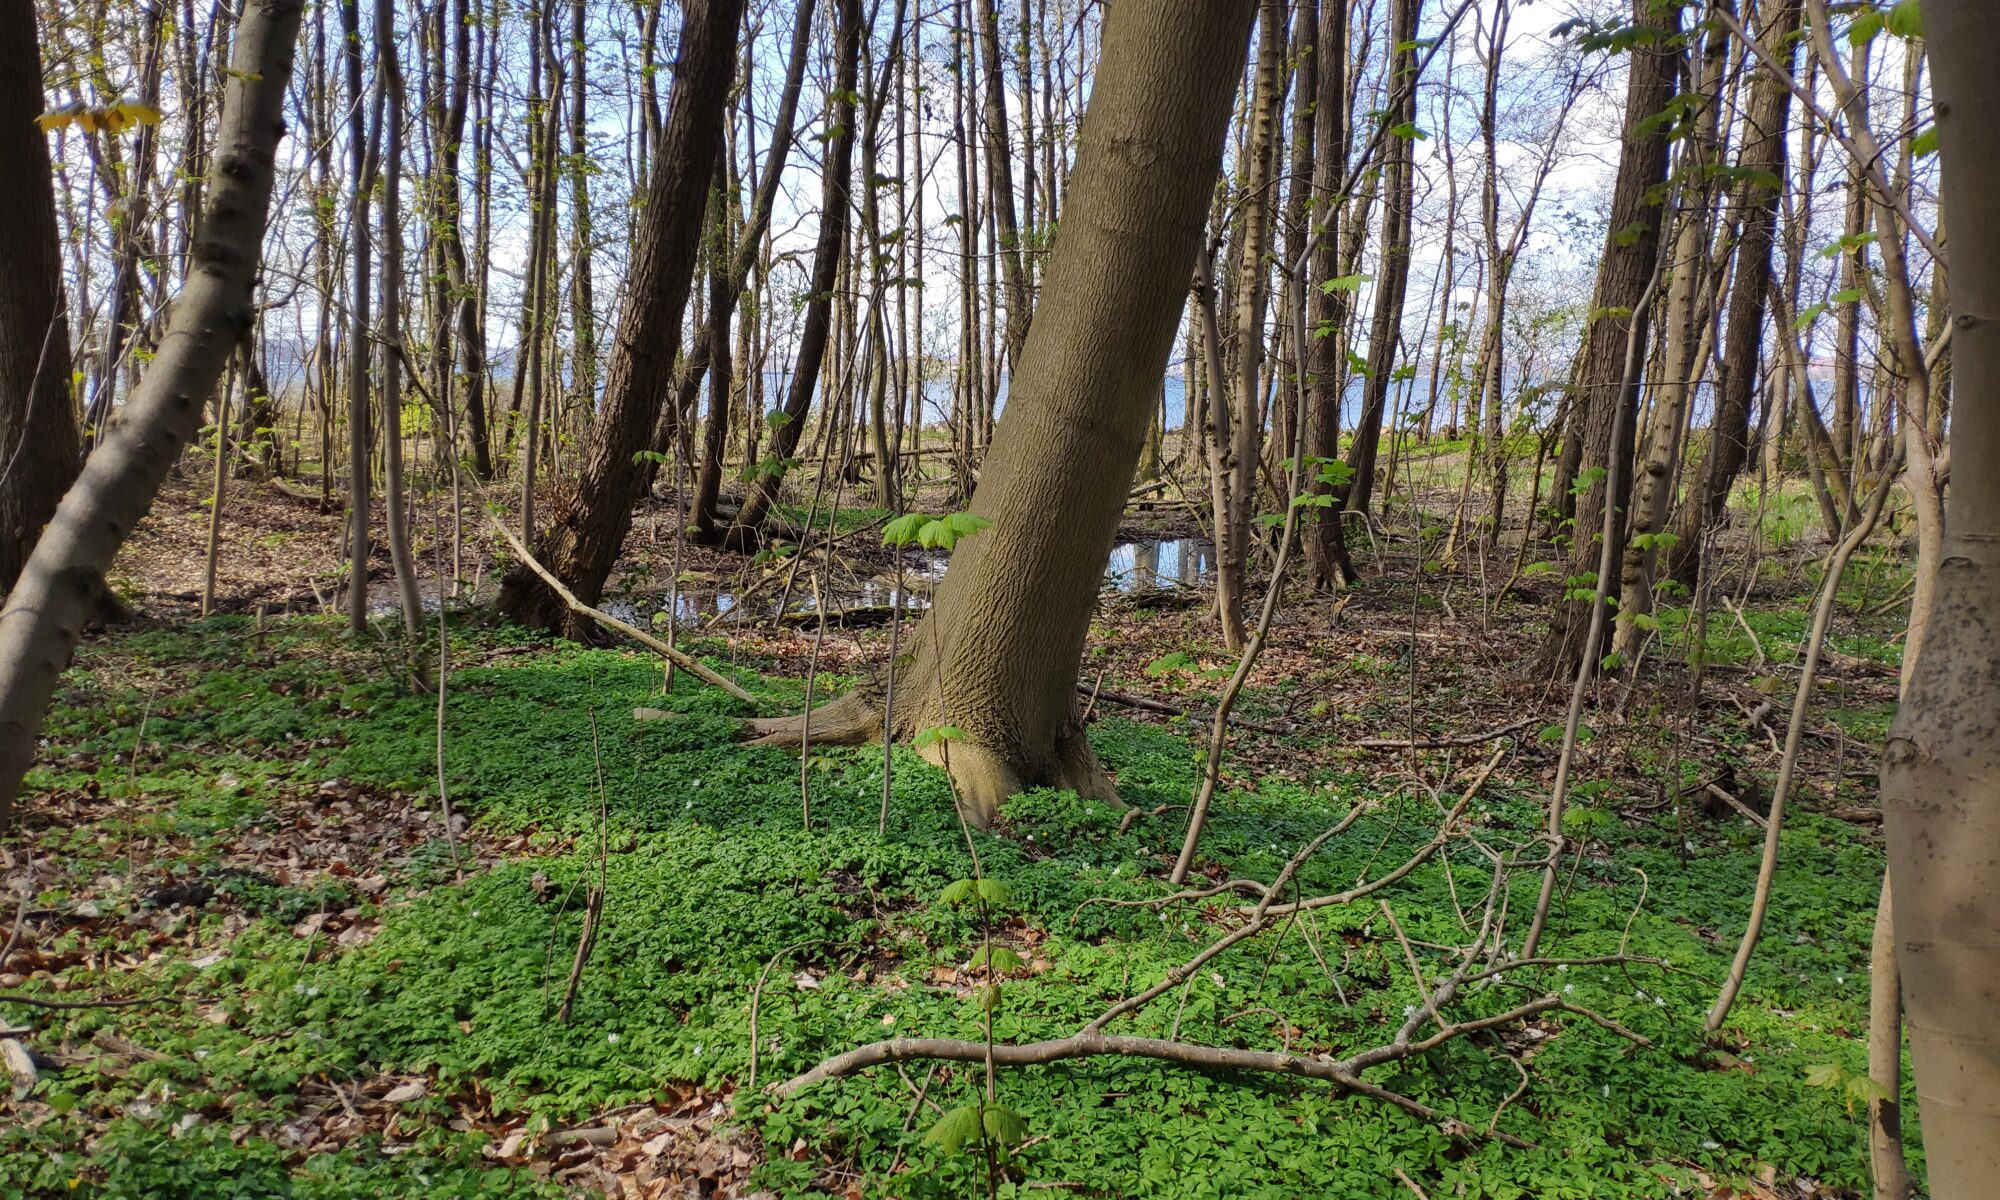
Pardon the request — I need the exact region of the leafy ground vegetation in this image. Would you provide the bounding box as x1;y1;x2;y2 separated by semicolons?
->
0;495;1915;1199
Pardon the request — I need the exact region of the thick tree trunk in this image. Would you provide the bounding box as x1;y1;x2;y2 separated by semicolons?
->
1880;8;2000;1194
1533;0;1679;680
496;0;745;635
744;0;1257;826
0;2;82;595
0;0;303;827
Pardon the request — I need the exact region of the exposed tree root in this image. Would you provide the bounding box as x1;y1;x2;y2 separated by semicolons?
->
739;681;1118;828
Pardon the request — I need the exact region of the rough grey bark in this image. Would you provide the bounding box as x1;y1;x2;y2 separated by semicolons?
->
1342;0;1421;516
496;0;745;635
724;0;862;549
674;0;817;527
1214;0;1288;652
1610;5;1733;661
1303;0;1356;589
1661;0;1799;588
0;1;82;595
743;0;1258;826
1880;6;2000;1193
1534;0;1680;680
0;0;304;826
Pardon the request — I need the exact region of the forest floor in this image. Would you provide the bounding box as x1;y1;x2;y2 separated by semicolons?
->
0;467;1915;1198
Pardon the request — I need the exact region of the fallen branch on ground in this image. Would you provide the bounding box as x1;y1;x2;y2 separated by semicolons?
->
1082;685;1295;735
473;499;757;704
1356;718;1534;750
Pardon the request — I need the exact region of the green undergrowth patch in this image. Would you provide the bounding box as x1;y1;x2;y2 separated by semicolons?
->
4;618;1910;1198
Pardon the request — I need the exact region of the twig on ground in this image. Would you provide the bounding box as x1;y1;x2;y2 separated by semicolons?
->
1356;717;1534;750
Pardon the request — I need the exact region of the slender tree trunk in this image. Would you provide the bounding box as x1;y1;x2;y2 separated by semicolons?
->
743;0;1259;827
1342;0;1421;516
725;0;863;548
1880;8;2000;1194
1662;0;1798;588
0;1;82;594
343;0;382;633
973;0;1032;369
0;0;304;826
1533;0;1680;680
681;0;818;533
1611;5;1737;660
496;0;746;633
378;0;425;638
1213;0;1288;652
1303;0;1355;589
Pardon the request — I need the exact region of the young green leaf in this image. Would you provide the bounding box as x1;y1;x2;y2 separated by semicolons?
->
923;1104;982;1153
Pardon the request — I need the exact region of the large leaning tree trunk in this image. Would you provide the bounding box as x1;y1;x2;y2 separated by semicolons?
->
0;2;83;595
743;0;1259;826
495;0;744;636
0;0;305;828
1532;0;1680;681
1881;6;2000;1193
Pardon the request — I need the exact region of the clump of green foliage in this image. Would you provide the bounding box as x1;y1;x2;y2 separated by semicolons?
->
3;618;1912;1198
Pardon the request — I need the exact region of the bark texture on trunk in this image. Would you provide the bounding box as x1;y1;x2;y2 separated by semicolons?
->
1303;0;1355;589
744;0;1257;826
1533;0;1679;680
1341;0;1421;517
0;1;82;594
724;0;862;549
1881;7;2000;1193
0;0;305;826
496;0;744;635
1609;7;1733;660
1662;0;1798;587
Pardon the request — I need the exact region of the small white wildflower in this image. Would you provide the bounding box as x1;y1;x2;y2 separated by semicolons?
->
1556;964;1569;973
1702;1140;1721;1151
471;910;480;918
1602;1084;1611;1098
1493;973;1505;984
306;986;320;998
1835;974;1846;985
1635;989;1647;1000
1563;983;1575;995
1403;1004;1418;1018
607;1032;621;1045
1158;911;1168;922
693;1044;704;1057
1654;995;1666;1007
1111;866;1122;876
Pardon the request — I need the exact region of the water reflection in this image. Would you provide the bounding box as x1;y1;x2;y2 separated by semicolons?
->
373;537;1216;625
1103;538;1215;593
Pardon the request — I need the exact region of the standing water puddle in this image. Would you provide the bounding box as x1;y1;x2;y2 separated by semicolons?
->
370;538;1214;626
